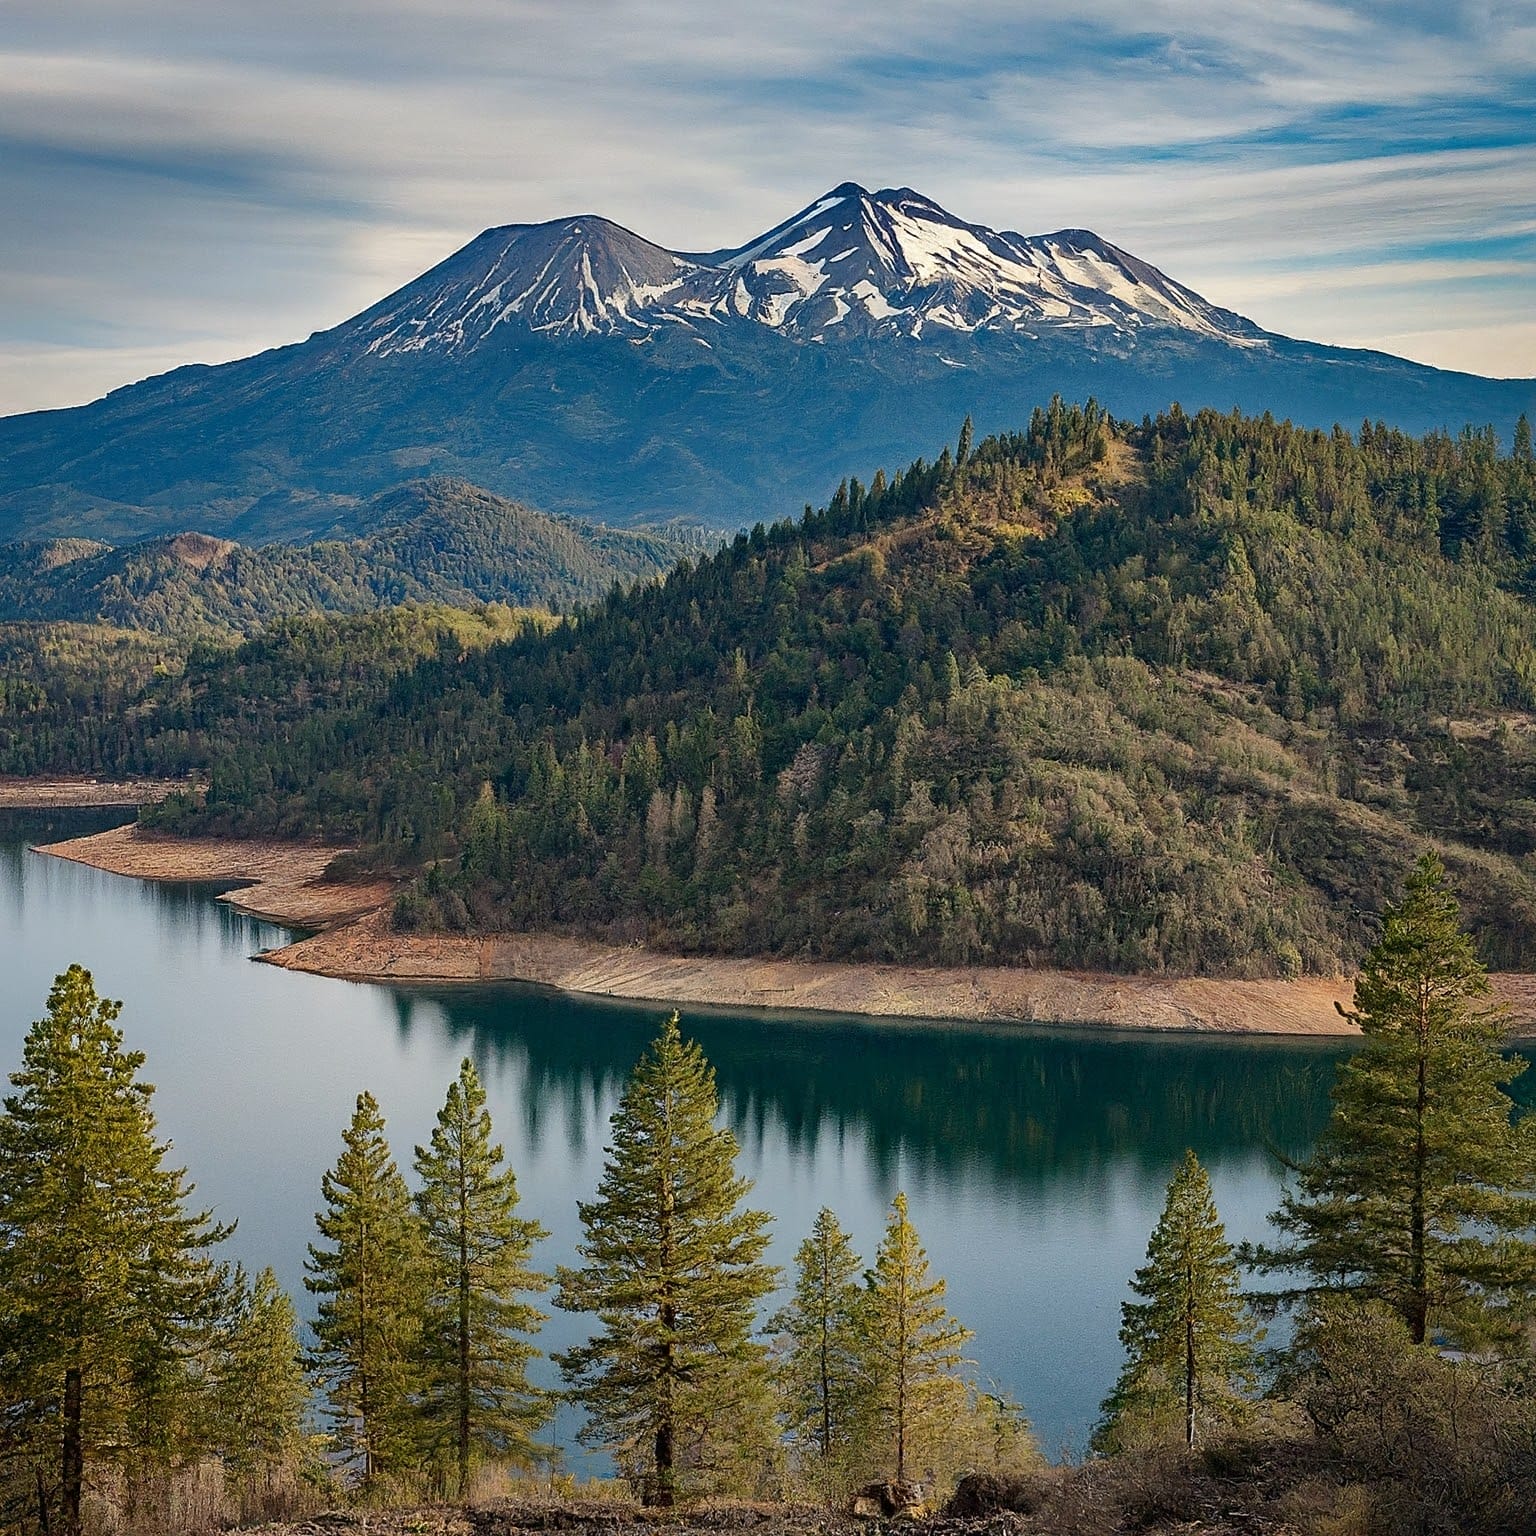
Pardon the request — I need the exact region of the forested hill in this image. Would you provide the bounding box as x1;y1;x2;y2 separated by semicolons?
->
0;477;691;634
17;403;1536;978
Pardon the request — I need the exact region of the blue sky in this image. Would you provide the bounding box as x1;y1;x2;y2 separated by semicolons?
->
2;0;1533;413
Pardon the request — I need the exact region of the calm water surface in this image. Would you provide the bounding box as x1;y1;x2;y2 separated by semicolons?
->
0;818;1381;1458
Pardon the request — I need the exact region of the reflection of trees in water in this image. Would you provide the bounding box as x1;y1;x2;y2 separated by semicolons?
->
134;878;290;953
1;814;136;923
0;807;135;845
0;839;28;905
409;986;1384;1195
3;826;292;957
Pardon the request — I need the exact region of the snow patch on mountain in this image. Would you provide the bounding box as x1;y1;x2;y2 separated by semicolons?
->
353;184;1266;360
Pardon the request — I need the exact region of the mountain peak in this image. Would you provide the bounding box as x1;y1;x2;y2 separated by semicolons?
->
356;212;695;353
343;182;1265;359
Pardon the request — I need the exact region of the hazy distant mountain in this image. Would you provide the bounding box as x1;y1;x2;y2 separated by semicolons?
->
1;182;1530;539
0;478;690;633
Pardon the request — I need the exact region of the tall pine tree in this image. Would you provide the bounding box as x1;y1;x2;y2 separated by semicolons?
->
1095;1151;1260;1452
0;965;230;1536
210;1266;310;1518
1246;854;1536;1347
414;1057;549;1495
305;1092;426;1485
858;1193;972;1486
555;1014;777;1506
771;1208;865;1475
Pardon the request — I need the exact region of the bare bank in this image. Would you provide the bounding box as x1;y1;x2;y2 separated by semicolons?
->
32;824;1536;1037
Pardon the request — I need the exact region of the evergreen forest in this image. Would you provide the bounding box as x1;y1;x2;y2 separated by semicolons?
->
4;859;1536;1536
0;477;691;635
4;403;1535;978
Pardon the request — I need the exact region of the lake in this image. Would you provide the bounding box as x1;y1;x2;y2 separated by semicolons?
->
0;814;1367;1460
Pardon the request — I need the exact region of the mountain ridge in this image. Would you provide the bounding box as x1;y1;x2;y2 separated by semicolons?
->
0;478;692;633
13;404;1536;977
0;181;1530;541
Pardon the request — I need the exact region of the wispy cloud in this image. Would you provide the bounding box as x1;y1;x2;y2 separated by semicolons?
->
0;0;1531;413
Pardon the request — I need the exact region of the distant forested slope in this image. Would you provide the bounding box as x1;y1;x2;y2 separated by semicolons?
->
8;404;1536;978
0;477;691;634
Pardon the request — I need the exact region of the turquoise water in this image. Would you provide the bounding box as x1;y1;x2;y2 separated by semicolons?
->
0;821;1363;1459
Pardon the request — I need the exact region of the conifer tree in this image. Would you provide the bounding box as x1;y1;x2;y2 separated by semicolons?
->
555;1014;777;1506
858;1193;972;1485
414;1057;549;1495
1246;853;1536;1347
0;965;230;1536
1095;1151;1260;1453
210;1266;310;1512
305;1092;426;1485
771;1208;865;1471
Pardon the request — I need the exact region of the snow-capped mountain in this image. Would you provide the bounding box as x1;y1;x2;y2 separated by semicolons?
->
357;216;695;351
692;183;1261;343
1;180;1530;541
355;183;1264;357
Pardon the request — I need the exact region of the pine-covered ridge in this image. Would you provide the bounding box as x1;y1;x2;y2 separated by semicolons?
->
12;402;1536;978
0;477;693;635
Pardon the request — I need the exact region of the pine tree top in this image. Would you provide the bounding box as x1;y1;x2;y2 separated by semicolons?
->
864;1192;974;1364
1;963;229;1253
0;964;232;1395
1346;852;1499;1042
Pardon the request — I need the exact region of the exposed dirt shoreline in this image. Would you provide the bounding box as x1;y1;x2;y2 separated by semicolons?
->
0;775;190;809
31;824;1536;1036
36;824;396;931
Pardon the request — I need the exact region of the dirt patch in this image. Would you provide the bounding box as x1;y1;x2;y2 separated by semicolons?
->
264;917;1369;1033
241;1515;472;1536
0;776;189;808
35;824;395;931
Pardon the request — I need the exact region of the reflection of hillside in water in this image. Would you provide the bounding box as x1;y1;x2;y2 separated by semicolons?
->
84;866;294;954
134;878;290;950
404;984;1372;1193
0;807;135;846
3;813;292;959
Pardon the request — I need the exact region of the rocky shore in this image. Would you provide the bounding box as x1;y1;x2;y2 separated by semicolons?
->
35;823;394;931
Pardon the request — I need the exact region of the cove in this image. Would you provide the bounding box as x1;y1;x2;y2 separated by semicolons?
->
0;819;1421;1460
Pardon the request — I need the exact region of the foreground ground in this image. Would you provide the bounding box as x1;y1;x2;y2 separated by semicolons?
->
234;1456;1377;1536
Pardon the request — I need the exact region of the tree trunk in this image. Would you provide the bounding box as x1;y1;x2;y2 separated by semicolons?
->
819;1309;832;1458
653;1419;675;1508
359;1231;375;1484
459;1165;472;1499
895;1260;908;1484
1410;982;1430;1345
652;1104;678;1509
1185;1292;1197;1451
61;1366;82;1536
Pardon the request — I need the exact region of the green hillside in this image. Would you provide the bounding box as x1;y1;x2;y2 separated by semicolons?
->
12;403;1536;977
0;477;692;634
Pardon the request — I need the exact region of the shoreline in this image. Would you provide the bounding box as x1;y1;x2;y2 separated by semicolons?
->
35;823;396;931
0;775;190;809
31;824;1536;1036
